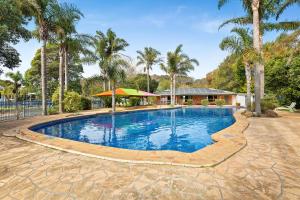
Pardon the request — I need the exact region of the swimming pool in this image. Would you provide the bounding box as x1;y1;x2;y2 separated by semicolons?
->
31;108;236;153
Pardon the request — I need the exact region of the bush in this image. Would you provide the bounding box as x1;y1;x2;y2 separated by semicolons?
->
51;88;59;106
201;99;209;106
48;106;58;115
80;96;91;110
215;99;225;107
102;97;112;107
128;97;140;106
147;97;157;105
236;102;241;107
187;99;193;106
63;91;82;112
261;94;279;113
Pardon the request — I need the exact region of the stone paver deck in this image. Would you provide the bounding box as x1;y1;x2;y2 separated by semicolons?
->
0;111;300;199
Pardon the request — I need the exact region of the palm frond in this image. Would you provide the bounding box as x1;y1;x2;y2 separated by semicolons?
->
219;16;251;30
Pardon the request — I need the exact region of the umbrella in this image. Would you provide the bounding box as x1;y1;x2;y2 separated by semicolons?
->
94;88;158;97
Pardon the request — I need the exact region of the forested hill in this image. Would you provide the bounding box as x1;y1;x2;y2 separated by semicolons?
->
202;30;300;106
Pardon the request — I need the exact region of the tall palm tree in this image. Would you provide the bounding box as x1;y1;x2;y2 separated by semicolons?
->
220;28;253;110
5;71;23;119
160;45;199;105
91;29;129;91
51;2;83;113
136;47;162;92
24;0;57;115
218;0;300;104
106;55;130;112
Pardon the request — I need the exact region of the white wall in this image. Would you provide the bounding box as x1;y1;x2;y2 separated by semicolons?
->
236;94;254;107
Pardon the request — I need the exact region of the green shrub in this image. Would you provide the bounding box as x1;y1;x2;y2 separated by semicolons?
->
48;106;58;115
261;94;279;112
147;97;156;105
51;88;59;106
102;97;112;107
201;99;209;106
128;97;140;106
187;99;193;106
80;96;91;110
215;99;225;107
63;91;82;112
236;102;241;107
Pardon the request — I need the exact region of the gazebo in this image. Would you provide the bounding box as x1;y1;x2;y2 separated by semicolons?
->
94;88;158;106
94;88;158;97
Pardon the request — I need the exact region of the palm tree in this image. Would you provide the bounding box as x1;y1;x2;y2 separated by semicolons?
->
91;29;129;91
218;0;300;106
160;45;199;105
51;2;82;113
277;0;300;19
220;28;253;110
106;55;130;112
24;0;57;115
64;34;93;92
136;47;162;92
5;71;23;119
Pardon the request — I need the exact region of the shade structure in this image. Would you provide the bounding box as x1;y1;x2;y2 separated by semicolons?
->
94;88;158;97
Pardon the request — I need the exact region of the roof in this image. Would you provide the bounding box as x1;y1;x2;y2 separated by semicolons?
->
94;88;158;97
156;88;236;96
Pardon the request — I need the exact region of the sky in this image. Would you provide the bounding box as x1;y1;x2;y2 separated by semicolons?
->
3;0;299;80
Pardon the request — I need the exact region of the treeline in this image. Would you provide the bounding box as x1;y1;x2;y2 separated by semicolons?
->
203;30;300;107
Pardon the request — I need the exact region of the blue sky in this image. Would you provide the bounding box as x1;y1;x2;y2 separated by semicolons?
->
5;0;300;79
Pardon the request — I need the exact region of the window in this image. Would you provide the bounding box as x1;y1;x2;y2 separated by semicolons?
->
208;95;218;102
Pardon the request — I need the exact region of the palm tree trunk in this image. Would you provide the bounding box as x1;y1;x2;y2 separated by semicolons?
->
259;34;264;98
147;67;150;93
112;80;116;112
41;40;47;115
252;0;262;116
59;47;64;113
245;62;251;111
173;74;176;105
103;81;106;91
15;92;19;120
108;80;111;90
170;75;173;105
64;49;68;92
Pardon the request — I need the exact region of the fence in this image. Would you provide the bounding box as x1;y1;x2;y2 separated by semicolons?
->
0;99;105;121
0;100;53;121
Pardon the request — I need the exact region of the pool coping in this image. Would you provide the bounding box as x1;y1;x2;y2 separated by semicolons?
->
17;106;248;168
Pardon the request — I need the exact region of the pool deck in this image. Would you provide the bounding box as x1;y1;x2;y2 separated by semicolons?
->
16;106;248;167
0;108;300;199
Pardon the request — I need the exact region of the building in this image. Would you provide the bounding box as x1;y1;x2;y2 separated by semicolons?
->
156;88;236;105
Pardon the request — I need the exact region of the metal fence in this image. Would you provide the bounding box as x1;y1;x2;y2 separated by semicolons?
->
0;99;105;121
0;100;52;121
91;99;104;109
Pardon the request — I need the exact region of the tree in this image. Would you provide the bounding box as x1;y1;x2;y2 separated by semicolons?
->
91;29;129;91
5;71;23;119
64;34;93;92
160;45;199;105
51;2;83;113
0;0;31;73
220;28;253;110
24;0;58;115
106;55;130;112
121;74;159;93
136;47;162;92
218;0;300;106
24;44;83;98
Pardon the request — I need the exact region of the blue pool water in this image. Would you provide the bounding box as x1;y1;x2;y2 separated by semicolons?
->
31;108;236;153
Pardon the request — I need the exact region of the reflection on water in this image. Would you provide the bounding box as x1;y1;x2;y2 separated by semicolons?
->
34;108;235;153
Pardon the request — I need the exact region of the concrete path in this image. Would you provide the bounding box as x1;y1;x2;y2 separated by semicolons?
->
0;112;299;199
